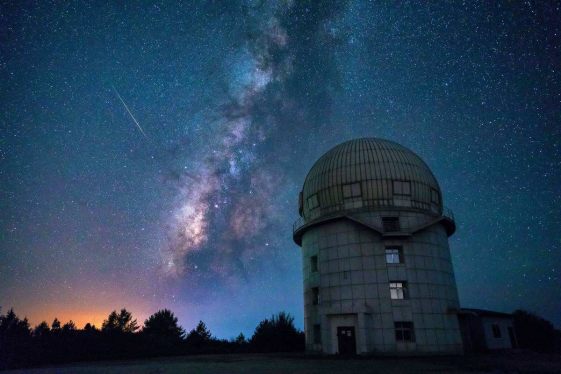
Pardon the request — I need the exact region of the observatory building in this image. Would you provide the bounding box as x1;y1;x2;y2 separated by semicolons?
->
293;138;463;355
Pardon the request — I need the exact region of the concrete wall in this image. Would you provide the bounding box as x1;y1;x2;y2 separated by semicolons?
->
302;210;463;355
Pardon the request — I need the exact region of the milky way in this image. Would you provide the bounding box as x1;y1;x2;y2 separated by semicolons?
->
1;1;559;338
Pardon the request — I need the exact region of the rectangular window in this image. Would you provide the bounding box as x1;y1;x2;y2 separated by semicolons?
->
390;282;407;299
395;322;414;341
393;181;411;196
343;183;361;199
492;324;501;338
431;188;440;204
307;194;320;210
312;287;320;305
385;247;403;264
311;255;318;273
382;217;400;232
313;324;322;344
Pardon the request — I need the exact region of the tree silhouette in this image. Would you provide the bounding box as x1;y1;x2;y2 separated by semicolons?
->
0;308;31;337
84;323;98;332
513;310;557;352
33;321;51;338
0;307;306;370
143;309;185;341
102;309;139;333
51;318;61;331
186;320;212;348
0;309;31;368
250;311;304;352
234;332;246;344
62;320;76;331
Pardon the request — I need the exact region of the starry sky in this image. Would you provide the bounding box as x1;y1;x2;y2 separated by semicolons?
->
1;1;559;338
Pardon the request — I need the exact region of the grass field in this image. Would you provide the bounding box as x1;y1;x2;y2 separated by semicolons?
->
5;351;561;374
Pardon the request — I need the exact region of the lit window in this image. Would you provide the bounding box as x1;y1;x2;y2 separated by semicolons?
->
382;217;400;232
492;324;501;338
395;322;414;341
390;282;407;299
312;287;320;305
307;194;319;210
343;183;361;199
385;247;402;264
311;255;318;273
313;324;322;344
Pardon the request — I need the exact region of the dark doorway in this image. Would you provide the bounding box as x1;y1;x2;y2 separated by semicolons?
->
337;326;357;355
508;327;518;348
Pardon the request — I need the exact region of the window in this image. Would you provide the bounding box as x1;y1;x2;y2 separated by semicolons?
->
312;287;320;305
343;183;361;199
382;217;400;232
431;188;440;204
385;247;403;264
313;324;322;344
310;255;318;273
395;322;414;341
492;324;501;338
393;181;411;196
307;194;319;210
390;282;407;299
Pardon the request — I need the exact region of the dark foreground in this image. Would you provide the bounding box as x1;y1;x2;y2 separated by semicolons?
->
4;351;561;374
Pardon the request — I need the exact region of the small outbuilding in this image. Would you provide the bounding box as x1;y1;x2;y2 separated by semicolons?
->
458;308;518;352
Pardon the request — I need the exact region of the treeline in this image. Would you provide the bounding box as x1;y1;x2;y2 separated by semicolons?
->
0;307;304;370
513;310;561;353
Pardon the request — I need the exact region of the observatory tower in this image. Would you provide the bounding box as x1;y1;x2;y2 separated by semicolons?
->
293;138;463;355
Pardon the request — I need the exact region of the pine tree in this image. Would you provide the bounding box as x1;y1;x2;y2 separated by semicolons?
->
34;321;51;338
62;320;76;331
51;318;61;331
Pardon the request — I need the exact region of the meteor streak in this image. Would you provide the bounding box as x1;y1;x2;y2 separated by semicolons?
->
111;84;148;139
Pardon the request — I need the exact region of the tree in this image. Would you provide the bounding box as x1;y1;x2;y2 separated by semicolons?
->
186;320;212;348
0;308;31;338
143;309;185;341
0;309;32;368
235;332;246;344
33;321;51;338
102;309;139;333
513;310;557;352
62;320;76;331
84;323;98;332
51;318;61;331
250;312;305;352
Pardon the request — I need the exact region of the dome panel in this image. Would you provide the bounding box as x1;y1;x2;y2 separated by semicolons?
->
300;138;442;219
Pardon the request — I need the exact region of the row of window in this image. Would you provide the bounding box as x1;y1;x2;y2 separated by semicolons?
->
309;246;404;274
312;321;415;344
311;280;409;305
306;182;440;211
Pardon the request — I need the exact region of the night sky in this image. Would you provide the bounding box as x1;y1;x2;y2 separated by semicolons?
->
1;1;559;338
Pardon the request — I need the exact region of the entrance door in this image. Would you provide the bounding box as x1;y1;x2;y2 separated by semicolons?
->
337;326;357;355
508;327;518;349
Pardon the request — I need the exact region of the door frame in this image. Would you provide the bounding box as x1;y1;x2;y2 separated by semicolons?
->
507;326;518;349
336;326;357;355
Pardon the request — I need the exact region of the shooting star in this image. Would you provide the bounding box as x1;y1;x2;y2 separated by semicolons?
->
111;84;148;139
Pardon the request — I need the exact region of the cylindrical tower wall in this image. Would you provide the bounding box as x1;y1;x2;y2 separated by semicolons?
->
302;210;462;354
296;138;462;355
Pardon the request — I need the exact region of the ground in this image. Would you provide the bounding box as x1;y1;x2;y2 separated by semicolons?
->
4;351;561;374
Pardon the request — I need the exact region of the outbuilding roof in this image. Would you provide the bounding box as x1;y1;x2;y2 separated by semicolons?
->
459;308;514;318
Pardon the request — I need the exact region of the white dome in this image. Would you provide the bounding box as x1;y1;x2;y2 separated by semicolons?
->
299;138;443;219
